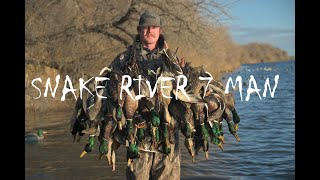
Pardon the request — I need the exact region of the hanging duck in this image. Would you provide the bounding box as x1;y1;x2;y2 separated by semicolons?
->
191;102;210;160
222;108;240;142
223;93;241;141
169;98;196;161
134;113;147;149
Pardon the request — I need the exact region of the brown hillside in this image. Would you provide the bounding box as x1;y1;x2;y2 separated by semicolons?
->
239;43;292;64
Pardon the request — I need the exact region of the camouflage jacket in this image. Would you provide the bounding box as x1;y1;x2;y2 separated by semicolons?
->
109;35;181;180
108;34;180;76
108;34;180;138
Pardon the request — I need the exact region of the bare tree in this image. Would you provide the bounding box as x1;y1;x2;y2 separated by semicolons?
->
25;0;236;78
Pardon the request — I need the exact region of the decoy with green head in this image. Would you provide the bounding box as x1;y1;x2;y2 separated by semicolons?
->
25;128;47;143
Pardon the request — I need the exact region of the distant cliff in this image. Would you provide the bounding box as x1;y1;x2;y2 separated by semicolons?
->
238;43;294;64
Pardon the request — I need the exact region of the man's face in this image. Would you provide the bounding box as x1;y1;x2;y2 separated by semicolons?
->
138;26;162;46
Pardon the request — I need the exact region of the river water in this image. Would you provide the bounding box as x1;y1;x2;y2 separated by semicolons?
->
25;60;295;180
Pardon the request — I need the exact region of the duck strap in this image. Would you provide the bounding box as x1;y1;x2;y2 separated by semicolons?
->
126;37;142;76
163;48;178;64
162;50;184;78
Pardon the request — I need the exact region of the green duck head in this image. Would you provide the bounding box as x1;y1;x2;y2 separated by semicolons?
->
80;136;95;158
127;144;139;159
99;138;108;156
37;129;43;136
150;110;160;127
162;144;171;155
36;129;47;137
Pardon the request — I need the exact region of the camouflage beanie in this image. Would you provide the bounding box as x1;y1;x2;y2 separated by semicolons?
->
138;11;162;27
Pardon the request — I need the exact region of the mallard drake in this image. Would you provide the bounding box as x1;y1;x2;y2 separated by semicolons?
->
25;128;47;143
80;135;95;158
127;143;140;167
169;98;196;161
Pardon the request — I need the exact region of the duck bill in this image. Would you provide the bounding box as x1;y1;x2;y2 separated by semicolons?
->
234;123;239;131
127;158;132;167
218;135;225;144
80;150;87;158
218;142;224;151
118;121;122;130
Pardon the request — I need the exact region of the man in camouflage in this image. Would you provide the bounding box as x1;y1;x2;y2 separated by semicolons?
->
107;11;181;180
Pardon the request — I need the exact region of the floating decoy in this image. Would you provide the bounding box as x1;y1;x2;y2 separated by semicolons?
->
25;128;47;143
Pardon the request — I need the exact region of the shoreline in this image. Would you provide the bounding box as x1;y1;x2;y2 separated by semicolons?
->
25;108;74;131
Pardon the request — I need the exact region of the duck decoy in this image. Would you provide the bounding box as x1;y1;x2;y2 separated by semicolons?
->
25;128;47;143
